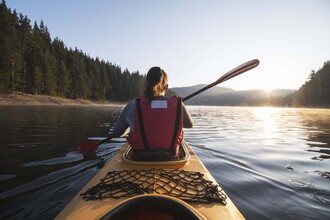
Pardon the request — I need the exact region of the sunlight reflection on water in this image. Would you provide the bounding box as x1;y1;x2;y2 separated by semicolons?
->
185;106;330;219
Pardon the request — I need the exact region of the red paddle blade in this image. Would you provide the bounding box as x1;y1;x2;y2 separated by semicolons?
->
74;141;99;152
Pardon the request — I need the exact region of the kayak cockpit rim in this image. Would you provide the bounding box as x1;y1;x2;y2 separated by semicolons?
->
122;141;191;166
99;194;205;220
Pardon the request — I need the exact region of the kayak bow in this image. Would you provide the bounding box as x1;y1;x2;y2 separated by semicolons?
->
56;141;244;220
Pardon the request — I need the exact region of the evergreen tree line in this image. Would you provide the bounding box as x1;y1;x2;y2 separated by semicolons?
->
265;61;330;107
290;61;330;106
0;1;145;101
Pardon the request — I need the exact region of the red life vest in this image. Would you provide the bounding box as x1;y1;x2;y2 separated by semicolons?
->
127;96;183;152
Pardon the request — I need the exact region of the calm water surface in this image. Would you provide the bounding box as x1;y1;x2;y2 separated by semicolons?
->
0;105;329;219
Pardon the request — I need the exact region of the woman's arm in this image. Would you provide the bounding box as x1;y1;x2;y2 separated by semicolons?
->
111;100;136;137
182;103;194;128
111;110;129;137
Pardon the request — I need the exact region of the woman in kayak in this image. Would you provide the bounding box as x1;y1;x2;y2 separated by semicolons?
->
111;66;194;159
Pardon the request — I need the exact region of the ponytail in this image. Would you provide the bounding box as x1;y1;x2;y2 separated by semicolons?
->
144;67;168;101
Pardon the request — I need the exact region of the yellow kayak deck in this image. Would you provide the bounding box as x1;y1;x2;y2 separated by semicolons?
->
56;141;244;220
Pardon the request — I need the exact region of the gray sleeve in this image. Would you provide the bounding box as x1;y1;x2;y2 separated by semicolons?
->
112;106;129;137
112;100;136;137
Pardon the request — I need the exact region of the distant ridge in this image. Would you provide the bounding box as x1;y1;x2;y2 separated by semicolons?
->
171;86;294;106
172;84;234;97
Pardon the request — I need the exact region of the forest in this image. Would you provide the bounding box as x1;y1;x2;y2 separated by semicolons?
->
1;0;329;106
262;61;330;107
0;1;145;101
289;61;330;107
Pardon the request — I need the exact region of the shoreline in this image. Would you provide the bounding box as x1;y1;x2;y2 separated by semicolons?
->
0;93;125;106
1;93;328;109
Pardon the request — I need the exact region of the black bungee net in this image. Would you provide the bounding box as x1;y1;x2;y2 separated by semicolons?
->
81;169;227;205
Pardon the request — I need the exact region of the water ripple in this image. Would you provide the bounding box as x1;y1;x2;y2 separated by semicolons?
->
314;190;330;205
312;170;330;180
0;159;103;200
289;178;314;188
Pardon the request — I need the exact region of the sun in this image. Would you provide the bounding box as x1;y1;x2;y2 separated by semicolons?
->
259;84;273;93
265;87;273;93
265;87;274;94
261;82;275;92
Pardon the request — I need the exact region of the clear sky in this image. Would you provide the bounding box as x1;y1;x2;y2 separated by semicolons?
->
6;0;330;90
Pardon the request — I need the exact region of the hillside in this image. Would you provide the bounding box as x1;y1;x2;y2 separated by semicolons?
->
171;85;294;106
172;85;234;97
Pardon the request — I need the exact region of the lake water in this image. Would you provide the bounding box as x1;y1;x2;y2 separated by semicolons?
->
0;105;329;219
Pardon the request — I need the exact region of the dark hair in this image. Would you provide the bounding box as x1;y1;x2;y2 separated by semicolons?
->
144;67;168;101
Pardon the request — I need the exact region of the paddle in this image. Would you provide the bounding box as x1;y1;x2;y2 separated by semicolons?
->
75;59;260;152
182;59;260;101
74;135;114;152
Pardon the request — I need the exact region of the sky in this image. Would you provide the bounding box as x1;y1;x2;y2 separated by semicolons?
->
5;0;330;90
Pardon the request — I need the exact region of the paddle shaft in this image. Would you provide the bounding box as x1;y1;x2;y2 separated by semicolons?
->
98;136;113;145
182;59;259;102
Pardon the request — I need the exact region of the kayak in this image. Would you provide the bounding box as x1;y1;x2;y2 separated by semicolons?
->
56;141;244;220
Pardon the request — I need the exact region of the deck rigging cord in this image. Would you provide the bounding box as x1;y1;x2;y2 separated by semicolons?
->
81;168;227;205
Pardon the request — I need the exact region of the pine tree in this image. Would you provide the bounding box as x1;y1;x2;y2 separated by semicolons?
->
44;49;57;95
0;1;19;92
17;14;32;93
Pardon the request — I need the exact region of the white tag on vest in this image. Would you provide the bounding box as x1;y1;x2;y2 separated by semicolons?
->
151;100;168;109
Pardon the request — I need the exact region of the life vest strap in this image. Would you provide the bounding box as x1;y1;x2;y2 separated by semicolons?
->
136;98;149;149
170;97;182;149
